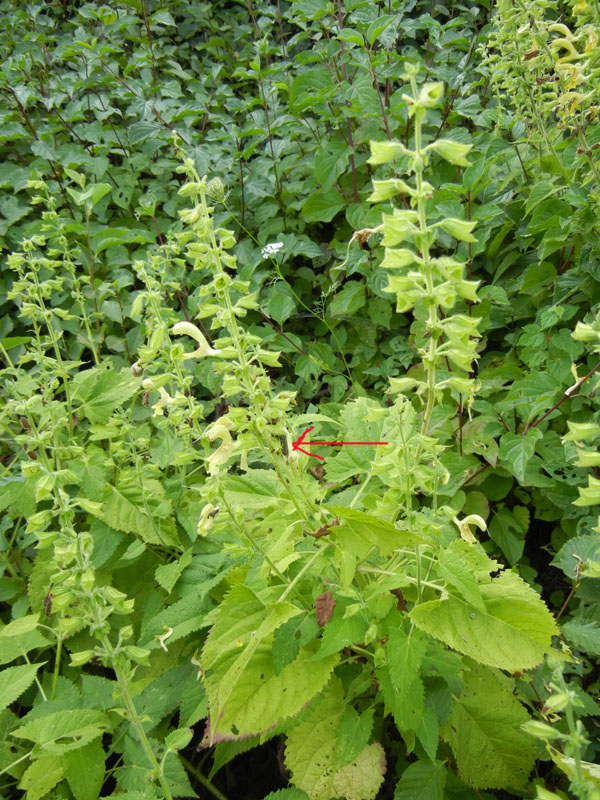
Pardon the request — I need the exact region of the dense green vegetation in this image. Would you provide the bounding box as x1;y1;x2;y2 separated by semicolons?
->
1;1;600;798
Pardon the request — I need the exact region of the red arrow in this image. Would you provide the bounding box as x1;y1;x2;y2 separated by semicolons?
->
292;426;388;460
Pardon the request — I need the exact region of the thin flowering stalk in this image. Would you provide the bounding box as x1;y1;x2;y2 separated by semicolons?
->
141;282;204;439
195;184;317;523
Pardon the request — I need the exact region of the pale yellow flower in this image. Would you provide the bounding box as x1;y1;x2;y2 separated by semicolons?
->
171;321;220;359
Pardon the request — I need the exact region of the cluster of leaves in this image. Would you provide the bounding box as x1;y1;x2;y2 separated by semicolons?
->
0;1;600;800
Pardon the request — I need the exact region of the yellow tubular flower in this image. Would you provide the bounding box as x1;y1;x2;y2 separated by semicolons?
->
453;514;487;544
171;321;221;358
152;387;175;416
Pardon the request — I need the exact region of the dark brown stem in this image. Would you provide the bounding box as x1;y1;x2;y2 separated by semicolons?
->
140;0;157;96
555;561;582;622
276;0;287;58
246;0;269;66
335;0;358;203
498;413;511;432
461;463;489;487
151;108;190;145
559;244;575;275
100;59;139;97
524;359;600;434
434;34;478;140
514;143;530;180
199;78;216;138
458;395;463;457
257;310;306;355
366;46;391;140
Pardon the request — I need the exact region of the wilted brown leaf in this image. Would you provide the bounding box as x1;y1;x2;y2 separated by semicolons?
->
390;588;408;612
304;518;339;539
316;591;336;626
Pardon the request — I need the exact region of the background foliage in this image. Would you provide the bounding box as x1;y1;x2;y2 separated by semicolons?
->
1;1;600;799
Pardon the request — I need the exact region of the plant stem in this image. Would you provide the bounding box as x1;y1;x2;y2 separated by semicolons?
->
179;754;230;800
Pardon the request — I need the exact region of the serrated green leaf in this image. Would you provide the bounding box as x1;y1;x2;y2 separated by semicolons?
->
269;291;296;326
560;619;600;655
551;534;600;578
223;470;292;510
128;120;161;144
301;191;345;223
64;740;106;800
377;662;424;732
366;14;395;45
314;142;350;191
499;429;543;484
437;546;487;611
393;760;446;800
311;599;368;660
92;226;154;255
262;790;310;800
0;662;45;711
442;662;536;790
289;68;334;114
201;586;332;744
335;705;374;768
18;755;64;800
329;281;366;317
328;506;428;559
285;677;385;800
410;570;559;671
103;485;178;546
155;550;192;595
72;367;140;425
12;709;108;754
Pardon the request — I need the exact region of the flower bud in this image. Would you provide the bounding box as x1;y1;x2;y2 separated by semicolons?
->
418;81;444;107
368;140;410;165
439;217;478;242
425;139;473;167
206;177;225;201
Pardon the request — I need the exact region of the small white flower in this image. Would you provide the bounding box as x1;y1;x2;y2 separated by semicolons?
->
261;242;284;258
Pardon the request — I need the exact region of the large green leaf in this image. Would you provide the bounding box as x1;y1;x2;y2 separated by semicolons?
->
102;486;179;546
560;619;600;656
393;760;446;800
498;430;543;484
63;740;106;800
201;586;335;744
18;755;64;800
327;506;428;559
222;470;293;510
323;397;385;481
442;662;536;790
72;367;140;425
301;191;346;223
437;545;487;612
314;142;351;191
0;662;45;711
409;570;559;671
12;709;109;754
289;68;334;113
285;677;385;800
